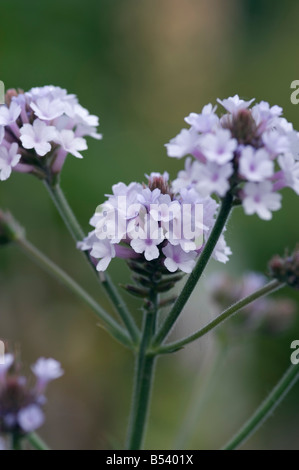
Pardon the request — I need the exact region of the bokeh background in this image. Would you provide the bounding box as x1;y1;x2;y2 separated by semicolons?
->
0;0;299;450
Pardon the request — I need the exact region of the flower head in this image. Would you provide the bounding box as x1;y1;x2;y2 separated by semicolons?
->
166;95;299;220
78;172;231;295
0;85;102;181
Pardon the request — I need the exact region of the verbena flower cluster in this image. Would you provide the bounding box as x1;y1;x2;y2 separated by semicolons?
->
166;95;299;220
0;355;63;435
0;85;101;181
79;172;231;274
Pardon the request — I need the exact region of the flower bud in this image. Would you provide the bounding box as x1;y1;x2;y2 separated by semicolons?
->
269;248;299;290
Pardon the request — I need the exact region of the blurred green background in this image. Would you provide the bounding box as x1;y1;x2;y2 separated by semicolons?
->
0;0;299;449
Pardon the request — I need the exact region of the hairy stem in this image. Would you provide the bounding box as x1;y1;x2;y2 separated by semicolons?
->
223;364;299;450
44;181;85;241
27;433;50;451
126;292;158;450
17;237;132;349
44;180;140;345
152;280;284;355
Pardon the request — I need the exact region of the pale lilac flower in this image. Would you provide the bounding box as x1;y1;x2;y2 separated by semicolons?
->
199;129;237;164
212;234;232;263
262;131;289;157
275;117;294;134
0;143;22;181
75;124;103;140
77;231;99;252
195;161;234;197
0;102;21;126
130;216;164;261
30;97;66;121
149;195;181;223
286;131;299;160
137;188;161;210
0;102;22;138
185;104;219;133
0;126;4;145
32;358;64;384
165;128;200;158
239;147;274;182
162;244;196;273
251;101;282;130
73;104;99;127
242;181;282;220
17;406;45;433
277;154;299;195
171;158;202;193
20;119;57;156
90;239;116;271
217;95;255;114
54;130;87;159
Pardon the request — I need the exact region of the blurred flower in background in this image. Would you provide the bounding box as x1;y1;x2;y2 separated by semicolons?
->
207;271;295;336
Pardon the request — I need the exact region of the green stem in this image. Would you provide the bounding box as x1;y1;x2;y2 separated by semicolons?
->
152;192;233;348
17;237;132;349
12;434;22;450
223;364;299;450
44;181;85;241
44;181;140;345
126;292;158;450
153;280;284;355
101;272;140;345
27;433;50;450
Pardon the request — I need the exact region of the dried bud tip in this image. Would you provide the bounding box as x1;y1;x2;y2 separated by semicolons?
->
4;89;24;106
223;108;259;146
269;248;299;290
147;174;173;197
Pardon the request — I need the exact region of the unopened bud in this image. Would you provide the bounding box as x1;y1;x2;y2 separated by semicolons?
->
269;248;299;290
5;89;19;106
223;108;260;146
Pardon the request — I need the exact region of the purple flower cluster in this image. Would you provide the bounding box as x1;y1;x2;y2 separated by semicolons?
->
166;95;299;220
78;172;231;274
0;355;63;435
0;86;102;181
